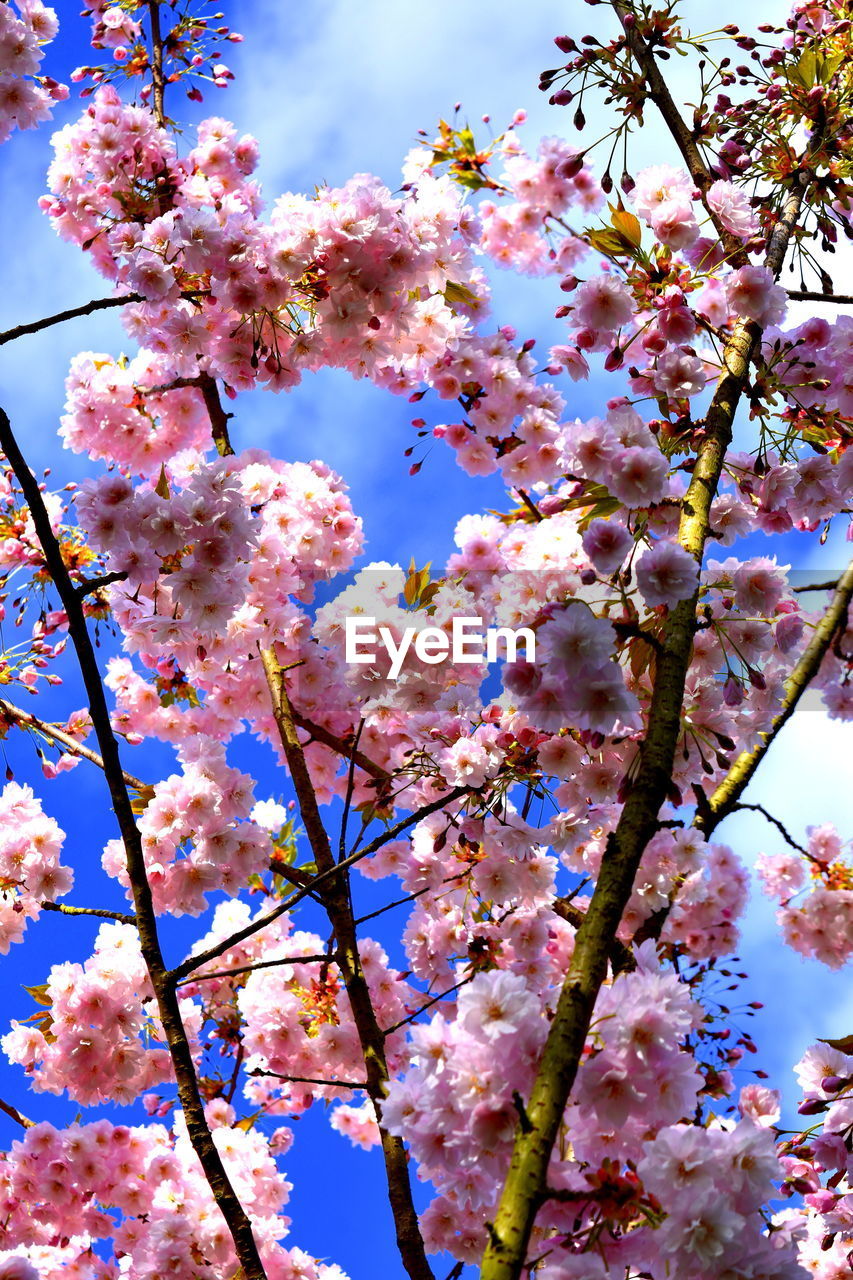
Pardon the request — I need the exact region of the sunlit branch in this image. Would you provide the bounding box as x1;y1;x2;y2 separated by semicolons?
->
729;803;810;858
696;556;853;839
41;902;138;925
480;13;816;1275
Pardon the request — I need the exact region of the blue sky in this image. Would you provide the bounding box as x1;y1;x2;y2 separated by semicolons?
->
0;2;852;1277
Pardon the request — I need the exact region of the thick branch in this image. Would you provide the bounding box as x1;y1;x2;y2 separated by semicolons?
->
260;647;435;1280
0;698;149;792
147;1;166;127
197;372;236;458
479;41;810;1280
0;406;268;1280
696;557;853;840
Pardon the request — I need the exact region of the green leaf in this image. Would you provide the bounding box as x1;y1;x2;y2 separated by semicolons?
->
818;1035;853;1054
444;280;480;308
155;465;170;500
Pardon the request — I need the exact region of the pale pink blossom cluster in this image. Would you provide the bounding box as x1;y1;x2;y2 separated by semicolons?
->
637;1119;796;1279
662;843;750;959
757;823;853;968
0;782;71;952
0;1109;344;1280
61;352;211;473
511;603;641;735
0;2;64;145
477;134;601;274
1;923;191;1104
101;742;272;915
43;90;481;397
772;1043;853;1278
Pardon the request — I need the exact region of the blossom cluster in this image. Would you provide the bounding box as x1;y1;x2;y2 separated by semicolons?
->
0;783;71;953
0;2;64;145
1;923;190;1104
0;1109;344;1280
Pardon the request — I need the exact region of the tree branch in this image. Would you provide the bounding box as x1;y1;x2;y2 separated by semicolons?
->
41;901;138;925
0;290;205;349
479;20;812;1276
612;3;749;261
0;295;145;347
0;1097;33;1129
260;647;436;1280
787;289;853;304
0;405;268;1280
0;697;150;792
292;709;391;782
178;952;338;987
695;557;853;840
197;372;236;458
147;1;166;127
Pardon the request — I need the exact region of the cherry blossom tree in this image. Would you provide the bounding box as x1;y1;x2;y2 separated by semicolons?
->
0;2;852;1279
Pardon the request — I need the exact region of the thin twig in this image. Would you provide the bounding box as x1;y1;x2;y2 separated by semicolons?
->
730;803;811;859
787;289;853;304
382;977;471;1037
0;291;204;348
177;952;338;987
0;698;149;792
249;1071;368;1090
41;902;137;925
170;784;472;982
